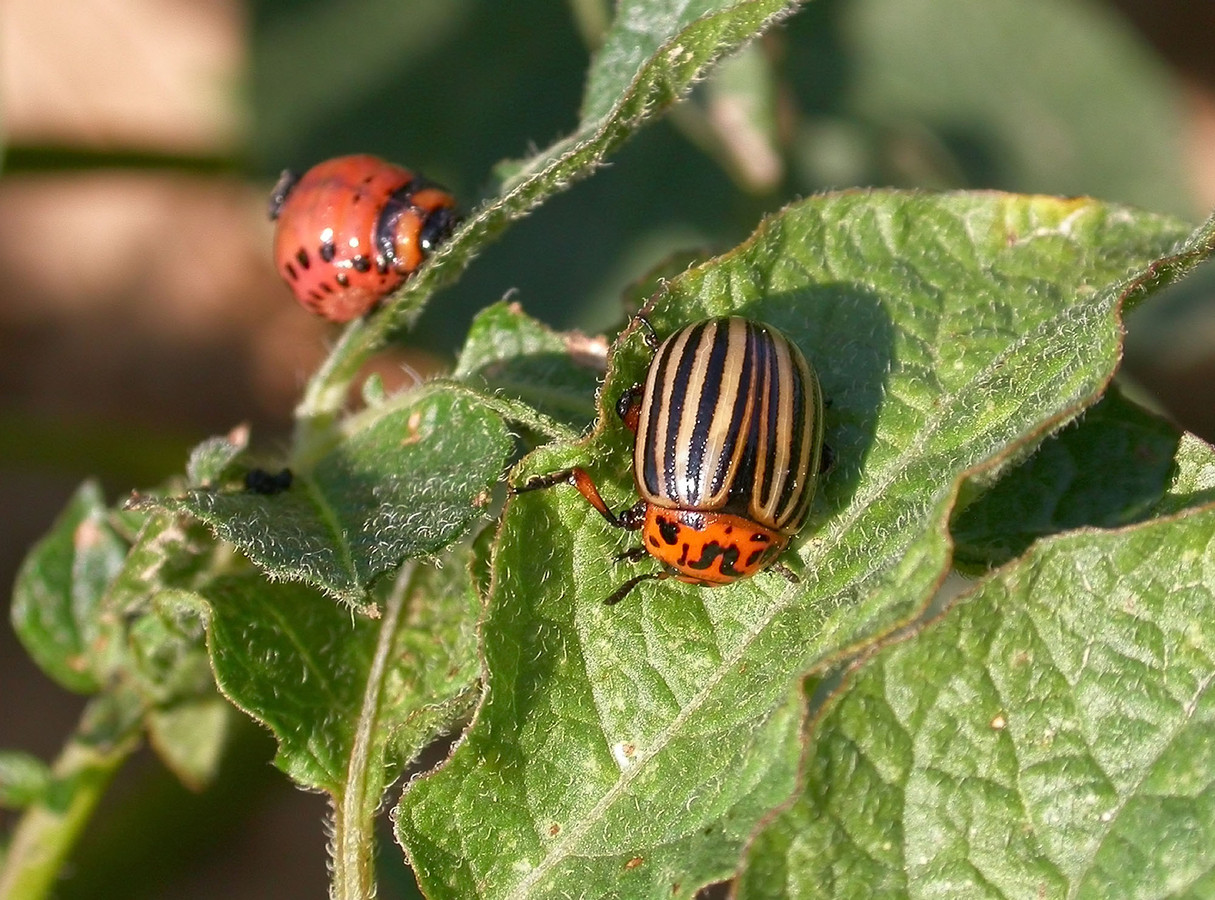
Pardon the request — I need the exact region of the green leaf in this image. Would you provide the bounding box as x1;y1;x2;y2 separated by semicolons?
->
952;386;1181;569
11;474;231;797
145;697;232;793
737;471;1215;898
200;562;480;799
581;0;799;130
124;594;211;704
185;425;249;487
1158;434;1215;517
163;387;511;607
11;482;128;694
126;589;229;790
199;558;480;895
0;751;53;809
395;193;1211;898
453;301;605;433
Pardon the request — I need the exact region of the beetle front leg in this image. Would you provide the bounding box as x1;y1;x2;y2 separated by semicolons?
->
514;467;644;531
615;383;645;434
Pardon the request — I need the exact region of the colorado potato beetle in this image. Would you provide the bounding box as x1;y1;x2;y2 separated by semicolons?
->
518;316;825;605
268;154;458;322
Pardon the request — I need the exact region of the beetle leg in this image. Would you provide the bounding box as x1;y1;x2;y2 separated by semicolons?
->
819;443;835;476
769;561;800;584
515;467;643;530
604;570;670;606
615;383;644;433
512;468;578;494
615;545;649;563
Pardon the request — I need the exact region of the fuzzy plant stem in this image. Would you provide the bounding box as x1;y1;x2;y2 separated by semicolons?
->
0;694;142;900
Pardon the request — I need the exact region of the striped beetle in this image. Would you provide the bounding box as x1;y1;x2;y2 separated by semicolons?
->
518;316;825;605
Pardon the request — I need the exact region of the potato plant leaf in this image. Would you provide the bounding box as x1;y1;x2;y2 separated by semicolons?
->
453;301;605;433
395;193;1211;899
0;751;53;810
11;480;233;793
185;425;249;487
11;482;130;694
162;388;511;608
951;385;1182;569
579;0;798;126
738;439;1215;898
198;557;480;810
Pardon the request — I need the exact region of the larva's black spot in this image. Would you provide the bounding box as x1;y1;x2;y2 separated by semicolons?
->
319;242;336;263
296;248;310;269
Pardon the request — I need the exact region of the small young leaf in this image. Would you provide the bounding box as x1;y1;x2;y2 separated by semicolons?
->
0;751;53;809
12;475;232;796
11;482;128;694
454;301;605;432
123;588;229;789
145;696;232;793
738;474;1215;898
1158;434;1215;516
185;425;250;487
165;388;511;607
396;193;1210;898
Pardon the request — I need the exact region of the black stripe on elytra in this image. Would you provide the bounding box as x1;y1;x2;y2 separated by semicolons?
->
683;320;733;504
754;325;783;514
722;324;765;517
714;321;756;505
640;332;677;498
659;324;702;501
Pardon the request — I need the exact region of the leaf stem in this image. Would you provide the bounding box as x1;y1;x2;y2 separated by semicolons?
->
292;321;376;467
0;694;142;900
329;562;415;900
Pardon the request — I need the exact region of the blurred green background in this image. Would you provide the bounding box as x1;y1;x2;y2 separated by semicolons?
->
2;0;1213;896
